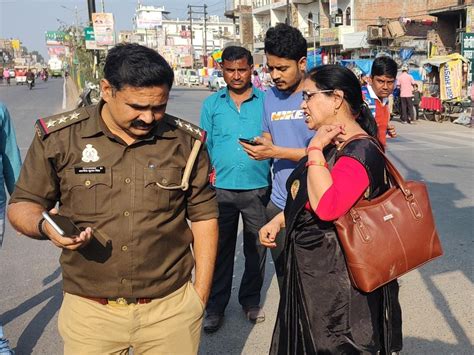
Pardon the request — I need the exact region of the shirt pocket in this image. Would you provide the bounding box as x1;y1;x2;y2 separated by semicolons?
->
65;169;113;216
143;167;183;212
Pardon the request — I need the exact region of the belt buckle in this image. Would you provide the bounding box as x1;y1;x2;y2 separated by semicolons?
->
111;297;137;305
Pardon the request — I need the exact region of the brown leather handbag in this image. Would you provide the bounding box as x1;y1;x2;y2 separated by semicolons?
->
333;135;443;293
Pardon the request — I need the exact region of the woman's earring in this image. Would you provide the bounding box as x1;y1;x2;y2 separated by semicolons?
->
334;108;338;116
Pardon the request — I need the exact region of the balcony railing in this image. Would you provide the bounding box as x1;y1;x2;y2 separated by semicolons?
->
253;0;272;9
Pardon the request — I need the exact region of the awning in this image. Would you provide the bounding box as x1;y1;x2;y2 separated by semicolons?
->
421;53;469;67
341;31;369;50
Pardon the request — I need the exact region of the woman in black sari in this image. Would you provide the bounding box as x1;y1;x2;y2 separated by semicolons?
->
259;65;402;355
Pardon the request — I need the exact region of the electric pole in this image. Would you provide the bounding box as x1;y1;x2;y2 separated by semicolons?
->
203;4;208;67
87;0;100;79
286;0;291;26
188;4;208;68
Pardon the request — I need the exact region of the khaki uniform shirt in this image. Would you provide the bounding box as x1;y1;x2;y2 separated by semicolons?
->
10;103;218;298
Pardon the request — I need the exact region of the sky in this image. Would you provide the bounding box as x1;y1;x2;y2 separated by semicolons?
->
0;0;227;59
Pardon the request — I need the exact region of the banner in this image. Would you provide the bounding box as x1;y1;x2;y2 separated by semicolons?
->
329;0;338;15
47;46;67;57
136;10;162;29
92;13;115;46
440;59;463;100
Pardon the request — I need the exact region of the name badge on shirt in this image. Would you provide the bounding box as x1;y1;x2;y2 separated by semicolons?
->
74;166;106;174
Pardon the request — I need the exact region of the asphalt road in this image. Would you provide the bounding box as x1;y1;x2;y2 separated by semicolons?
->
0;79;472;354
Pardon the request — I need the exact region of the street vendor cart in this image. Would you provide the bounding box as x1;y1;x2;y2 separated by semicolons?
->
420;54;471;122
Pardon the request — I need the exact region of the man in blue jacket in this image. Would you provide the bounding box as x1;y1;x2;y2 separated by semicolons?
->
0;102;22;355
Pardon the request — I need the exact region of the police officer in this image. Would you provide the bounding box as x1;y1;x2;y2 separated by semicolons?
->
8;43;218;354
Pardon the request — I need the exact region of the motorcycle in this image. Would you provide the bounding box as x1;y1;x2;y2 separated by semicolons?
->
75;81;100;108
27;78;35;90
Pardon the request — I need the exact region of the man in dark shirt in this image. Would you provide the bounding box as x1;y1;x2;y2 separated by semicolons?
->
8;43;218;354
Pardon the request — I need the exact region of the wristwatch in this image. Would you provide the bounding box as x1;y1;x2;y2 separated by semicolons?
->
37;217;49;240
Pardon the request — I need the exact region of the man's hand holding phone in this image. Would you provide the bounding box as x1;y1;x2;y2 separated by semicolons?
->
239;136;276;160
41;211;93;250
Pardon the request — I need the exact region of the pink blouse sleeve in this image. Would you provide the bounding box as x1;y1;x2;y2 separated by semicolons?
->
312;156;370;221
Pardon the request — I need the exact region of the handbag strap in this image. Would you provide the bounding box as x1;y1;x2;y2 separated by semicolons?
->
335;134;413;199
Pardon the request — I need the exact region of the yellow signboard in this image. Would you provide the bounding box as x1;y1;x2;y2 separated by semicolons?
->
11;39;20;50
440;59;463;100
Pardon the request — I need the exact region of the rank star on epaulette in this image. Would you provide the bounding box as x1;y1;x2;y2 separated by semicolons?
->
35;108;90;140
164;114;206;142
57;115;68;124
46;119;57;128
69;112;80;120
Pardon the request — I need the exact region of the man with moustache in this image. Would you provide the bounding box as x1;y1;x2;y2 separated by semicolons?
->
200;46;271;332
240;24;313;289
8;43;218;354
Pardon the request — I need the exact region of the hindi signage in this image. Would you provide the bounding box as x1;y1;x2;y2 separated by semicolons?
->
461;32;474;84
320;28;340;46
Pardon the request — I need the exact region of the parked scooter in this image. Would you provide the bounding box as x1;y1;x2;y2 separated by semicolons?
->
75;81;100;108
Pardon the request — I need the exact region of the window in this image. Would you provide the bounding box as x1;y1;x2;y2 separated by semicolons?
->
346;7;351;26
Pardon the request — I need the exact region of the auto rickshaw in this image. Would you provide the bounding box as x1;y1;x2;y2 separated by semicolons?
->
14;66;28;85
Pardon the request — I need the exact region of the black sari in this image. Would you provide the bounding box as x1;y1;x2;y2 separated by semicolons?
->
270;141;403;355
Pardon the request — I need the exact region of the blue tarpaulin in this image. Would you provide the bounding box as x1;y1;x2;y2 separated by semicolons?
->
339;59;373;75
307;50;323;71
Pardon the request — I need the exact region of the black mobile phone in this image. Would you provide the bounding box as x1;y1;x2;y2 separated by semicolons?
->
238;137;260;146
42;211;82;237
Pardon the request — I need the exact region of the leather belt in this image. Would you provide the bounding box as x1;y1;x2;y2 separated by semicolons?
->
81;296;152;306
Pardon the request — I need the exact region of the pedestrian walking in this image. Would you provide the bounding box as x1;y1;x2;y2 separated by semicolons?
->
200;46;271;333
7;43;218;355
362;56;398;147
412;83;422;120
2;69;10;86
240;24;313;290
252;70;264;91
0;102;22;355
398;64;416;124
259;65;403;355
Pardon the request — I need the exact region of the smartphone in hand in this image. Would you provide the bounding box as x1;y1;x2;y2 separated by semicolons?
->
238;137;260;146
42;211;82;238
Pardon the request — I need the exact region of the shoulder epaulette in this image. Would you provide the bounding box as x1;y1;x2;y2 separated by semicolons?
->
163;114;207;143
35;107;90;140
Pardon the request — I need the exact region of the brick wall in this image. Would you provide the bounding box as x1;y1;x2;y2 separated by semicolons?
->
353;0;465;33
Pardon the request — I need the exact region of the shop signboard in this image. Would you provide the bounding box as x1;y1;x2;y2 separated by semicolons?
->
320;28;339;46
466;6;473;33
136;10;162;29
45;31;65;46
461;32;474;84
84;27;106;50
11;39;20;51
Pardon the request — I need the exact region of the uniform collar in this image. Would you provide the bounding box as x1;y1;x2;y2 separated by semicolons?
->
81;101;176;141
367;85;389;105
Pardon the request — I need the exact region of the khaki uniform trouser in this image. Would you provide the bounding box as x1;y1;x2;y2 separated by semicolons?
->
58;282;205;355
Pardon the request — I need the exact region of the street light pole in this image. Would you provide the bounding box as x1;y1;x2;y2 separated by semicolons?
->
308;18;319;68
